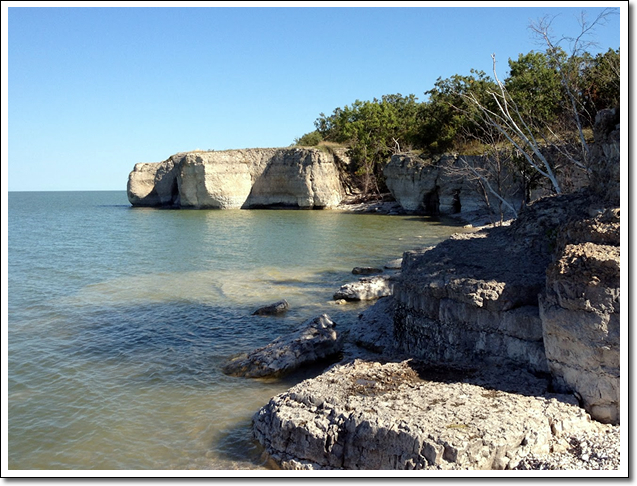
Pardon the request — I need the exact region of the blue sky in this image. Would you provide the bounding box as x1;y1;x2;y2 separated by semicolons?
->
4;2;624;191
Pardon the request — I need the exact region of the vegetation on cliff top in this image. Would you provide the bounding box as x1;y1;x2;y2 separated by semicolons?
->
294;9;619;204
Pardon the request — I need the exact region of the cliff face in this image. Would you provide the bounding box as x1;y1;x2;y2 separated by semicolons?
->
127;148;346;209
394;108;621;424
384;153;522;218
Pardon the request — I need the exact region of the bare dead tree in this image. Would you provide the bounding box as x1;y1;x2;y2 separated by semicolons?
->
463;55;563;194
459;9;618;199
529;8;619;173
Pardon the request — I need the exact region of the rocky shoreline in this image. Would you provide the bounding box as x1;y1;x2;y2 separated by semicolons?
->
219;109;622;471
245;206;621;470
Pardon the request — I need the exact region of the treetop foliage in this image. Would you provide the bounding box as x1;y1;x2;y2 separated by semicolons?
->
293;41;619;196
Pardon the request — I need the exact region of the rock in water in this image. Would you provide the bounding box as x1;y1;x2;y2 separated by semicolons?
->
221;314;343;378
334;275;393;301
384;258;403;270
253;300;290;316
352;267;383;275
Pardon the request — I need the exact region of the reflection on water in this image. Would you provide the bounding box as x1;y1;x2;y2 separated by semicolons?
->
8;191;466;470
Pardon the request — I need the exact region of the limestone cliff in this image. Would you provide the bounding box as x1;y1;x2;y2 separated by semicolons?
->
383;153;523;219
127;148;347;209
393;108;620;424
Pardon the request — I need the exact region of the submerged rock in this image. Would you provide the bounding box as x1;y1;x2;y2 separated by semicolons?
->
252;300;290;316
221;314;343;378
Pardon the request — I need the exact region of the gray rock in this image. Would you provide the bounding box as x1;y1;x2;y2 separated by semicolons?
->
349;296;396;355
221;314;343;378
540;211;620;424
334;275;393;301
352;267;383;275
253;300;290;316
384;258;403;270
383;153;521;217
394;225;550;374
253;359;608;470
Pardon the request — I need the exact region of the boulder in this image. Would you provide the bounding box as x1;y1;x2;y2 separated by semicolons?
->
253;300;290;316
253;359;608;470
352;267;383;275
334;275;393;301
221;314;343;378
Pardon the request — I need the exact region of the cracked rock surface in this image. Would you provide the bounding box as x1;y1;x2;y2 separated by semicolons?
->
253;359;612;470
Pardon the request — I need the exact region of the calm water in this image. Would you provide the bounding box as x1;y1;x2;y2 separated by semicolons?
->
8;191;465;470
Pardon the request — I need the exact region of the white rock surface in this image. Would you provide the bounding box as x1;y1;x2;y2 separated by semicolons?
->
127;148;346;209
333;275;394;301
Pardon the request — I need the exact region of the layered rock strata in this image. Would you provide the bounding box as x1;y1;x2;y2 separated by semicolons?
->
393;226;550;374
127;148;347;209
393;190;620;424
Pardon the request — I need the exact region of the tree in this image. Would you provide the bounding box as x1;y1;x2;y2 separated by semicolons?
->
528;8;619;172
505;51;563;126
417;70;496;154
315;94;420;194
581;48;620;115
458;9;619;197
293;130;323;147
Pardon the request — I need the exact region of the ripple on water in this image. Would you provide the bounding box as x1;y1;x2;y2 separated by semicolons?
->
9;194;467;469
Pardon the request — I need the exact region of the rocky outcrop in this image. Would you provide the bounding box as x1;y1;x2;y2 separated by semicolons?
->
247;111;620;468
539;110;621;425
253;359;610;470
127;148;347;209
392;190;620;424
221;314;343;378
383;153;522;218
127;158;180;207
389;109;621;425
393;226;550;374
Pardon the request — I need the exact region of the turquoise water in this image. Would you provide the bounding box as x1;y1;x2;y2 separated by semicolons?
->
8;191;465;470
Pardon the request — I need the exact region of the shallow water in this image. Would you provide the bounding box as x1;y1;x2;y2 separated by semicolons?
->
8;191;465;470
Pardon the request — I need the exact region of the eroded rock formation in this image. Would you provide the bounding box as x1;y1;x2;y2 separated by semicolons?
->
127;148;347;209
383;153;522;218
252;109;621;469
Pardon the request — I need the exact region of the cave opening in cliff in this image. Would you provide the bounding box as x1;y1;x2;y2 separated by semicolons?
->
422;187;440;215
